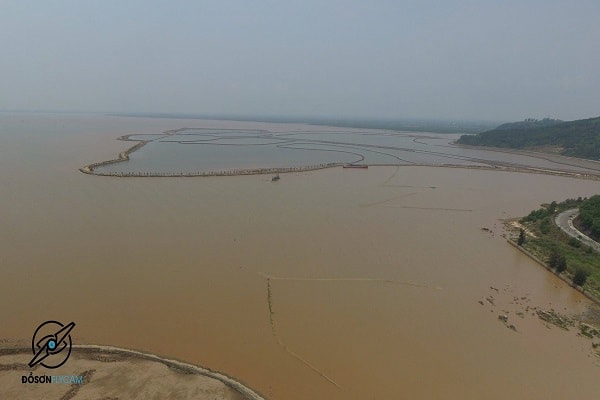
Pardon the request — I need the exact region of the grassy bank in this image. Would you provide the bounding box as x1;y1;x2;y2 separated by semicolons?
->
510;198;600;300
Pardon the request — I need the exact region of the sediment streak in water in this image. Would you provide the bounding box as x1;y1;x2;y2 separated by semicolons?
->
260;273;442;390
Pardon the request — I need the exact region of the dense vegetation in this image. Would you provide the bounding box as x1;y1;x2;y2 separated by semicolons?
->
578;195;600;240
457;116;600;159
495;118;562;130
515;198;599;298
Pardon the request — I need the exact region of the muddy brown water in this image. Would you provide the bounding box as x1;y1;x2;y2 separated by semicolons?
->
0;115;599;399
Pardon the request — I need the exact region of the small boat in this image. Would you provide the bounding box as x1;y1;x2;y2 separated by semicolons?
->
343;164;368;169
272;174;280;181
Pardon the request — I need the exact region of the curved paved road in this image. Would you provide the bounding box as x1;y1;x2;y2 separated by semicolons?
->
555;208;600;253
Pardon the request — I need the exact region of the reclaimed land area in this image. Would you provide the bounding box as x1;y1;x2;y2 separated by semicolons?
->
80;128;600;180
79;128;344;177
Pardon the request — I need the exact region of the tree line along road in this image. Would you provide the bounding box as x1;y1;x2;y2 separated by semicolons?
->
555;208;600;253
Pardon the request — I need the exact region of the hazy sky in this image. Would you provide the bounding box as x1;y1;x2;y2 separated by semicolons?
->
2;1;599;121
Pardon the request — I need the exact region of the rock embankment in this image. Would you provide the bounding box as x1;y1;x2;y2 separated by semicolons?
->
82;162;343;177
80;129;345;177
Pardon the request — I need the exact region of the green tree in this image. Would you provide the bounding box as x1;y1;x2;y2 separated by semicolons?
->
556;255;567;273
572;267;590;286
579;195;600;241
517;229;526;246
548;250;559;269
540;218;551;234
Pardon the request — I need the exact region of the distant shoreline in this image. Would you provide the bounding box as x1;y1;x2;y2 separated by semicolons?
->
109;113;496;134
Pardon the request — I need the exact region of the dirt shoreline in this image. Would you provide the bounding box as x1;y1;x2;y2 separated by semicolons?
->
0;345;266;400
454;142;600;170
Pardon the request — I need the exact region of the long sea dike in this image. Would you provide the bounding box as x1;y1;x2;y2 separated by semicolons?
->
79;128;345;177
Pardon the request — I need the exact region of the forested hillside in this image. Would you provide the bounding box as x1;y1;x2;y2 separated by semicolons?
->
457;117;600;159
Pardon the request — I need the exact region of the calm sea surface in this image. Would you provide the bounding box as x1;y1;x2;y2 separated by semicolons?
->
1;114;599;399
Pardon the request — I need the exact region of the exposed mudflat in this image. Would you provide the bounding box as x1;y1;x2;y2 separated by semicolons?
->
0;345;260;400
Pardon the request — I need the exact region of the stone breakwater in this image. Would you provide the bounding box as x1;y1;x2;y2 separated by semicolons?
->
82;161;344;177
79;128;345;177
79;128;182;175
80;139;150;174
